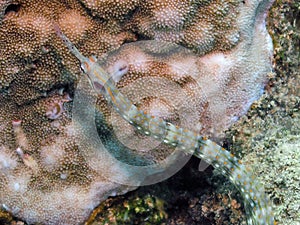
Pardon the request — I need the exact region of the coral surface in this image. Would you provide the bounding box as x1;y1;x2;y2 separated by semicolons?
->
91;5;300;222
225;1;300;224
0;0;275;224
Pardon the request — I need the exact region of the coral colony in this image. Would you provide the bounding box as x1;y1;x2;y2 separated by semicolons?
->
0;0;274;224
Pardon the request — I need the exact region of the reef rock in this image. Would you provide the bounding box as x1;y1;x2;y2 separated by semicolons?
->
0;0;273;224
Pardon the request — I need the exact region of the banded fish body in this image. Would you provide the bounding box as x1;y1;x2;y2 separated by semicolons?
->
54;24;275;225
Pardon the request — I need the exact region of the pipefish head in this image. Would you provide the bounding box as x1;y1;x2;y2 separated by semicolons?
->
80;55;97;74
80;55;113;92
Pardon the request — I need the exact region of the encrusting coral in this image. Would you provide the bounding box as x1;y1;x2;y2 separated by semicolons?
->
0;0;275;224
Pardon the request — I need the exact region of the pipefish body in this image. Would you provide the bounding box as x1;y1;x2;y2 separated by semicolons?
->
54;24;275;225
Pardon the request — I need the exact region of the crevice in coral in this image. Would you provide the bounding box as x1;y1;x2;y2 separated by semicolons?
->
4;3;21;15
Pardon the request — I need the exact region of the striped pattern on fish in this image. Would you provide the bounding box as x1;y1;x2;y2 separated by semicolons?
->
54;24;276;225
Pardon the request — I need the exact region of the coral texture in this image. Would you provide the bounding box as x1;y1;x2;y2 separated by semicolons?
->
225;0;300;223
0;0;274;224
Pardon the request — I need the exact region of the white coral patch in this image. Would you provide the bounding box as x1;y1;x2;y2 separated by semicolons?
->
64;123;77;137
118;48;153;73
198;53;232;90
200;53;230;71
7;174;31;194
168;56;198;79
154;7;184;28
40;139;66;171
58;10;93;40
0;146;18;171
60;173;68;180
15;13;52;42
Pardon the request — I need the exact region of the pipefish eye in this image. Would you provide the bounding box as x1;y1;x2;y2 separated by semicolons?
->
81;61;89;72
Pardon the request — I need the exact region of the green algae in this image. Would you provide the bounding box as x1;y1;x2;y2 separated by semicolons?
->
88;194;167;225
0;209;13;225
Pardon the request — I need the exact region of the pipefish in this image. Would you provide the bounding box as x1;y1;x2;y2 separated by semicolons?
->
54;24;275;225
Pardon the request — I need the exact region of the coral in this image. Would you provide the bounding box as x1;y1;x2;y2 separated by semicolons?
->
0;208;13;224
85;194;167;225
0;0;275;224
225;1;300;224
259;137;300;223
80;0;140;20
128;0;240;55
89;161;247;225
0;0;133;103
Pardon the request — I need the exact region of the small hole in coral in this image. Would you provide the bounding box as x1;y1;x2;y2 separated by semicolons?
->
4;4;21;15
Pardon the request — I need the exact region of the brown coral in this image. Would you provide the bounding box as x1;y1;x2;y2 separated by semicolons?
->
128;0;241;55
80;0;140;20
0;0;274;224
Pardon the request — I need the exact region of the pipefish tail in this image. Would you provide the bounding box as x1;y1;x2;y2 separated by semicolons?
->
54;25;276;225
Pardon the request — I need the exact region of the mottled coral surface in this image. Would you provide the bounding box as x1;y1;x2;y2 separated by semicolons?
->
89;2;300;224
0;0;276;224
